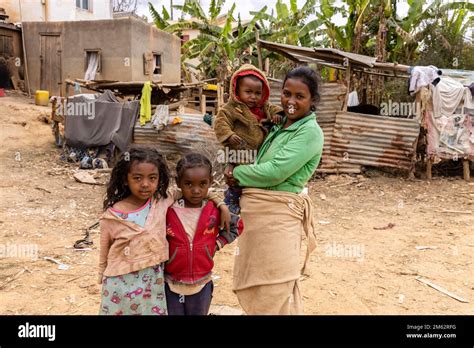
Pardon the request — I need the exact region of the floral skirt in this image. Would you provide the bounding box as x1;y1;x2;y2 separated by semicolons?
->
99;264;167;315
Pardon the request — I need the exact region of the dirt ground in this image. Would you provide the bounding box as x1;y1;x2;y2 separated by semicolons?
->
0;92;473;315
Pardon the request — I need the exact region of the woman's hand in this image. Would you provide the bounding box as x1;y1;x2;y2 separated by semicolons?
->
218;204;231;233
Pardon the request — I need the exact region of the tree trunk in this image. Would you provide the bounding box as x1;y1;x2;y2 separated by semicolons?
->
371;1;387;107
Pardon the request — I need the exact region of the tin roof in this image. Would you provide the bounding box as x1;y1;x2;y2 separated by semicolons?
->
260;39;377;68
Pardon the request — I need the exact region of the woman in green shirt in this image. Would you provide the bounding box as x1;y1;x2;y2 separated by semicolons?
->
226;66;324;314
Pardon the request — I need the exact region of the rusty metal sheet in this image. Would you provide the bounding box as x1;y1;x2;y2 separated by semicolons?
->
330;112;420;170
316;83;346;125
315;84;360;173
269;80;283;105
133;113;221;156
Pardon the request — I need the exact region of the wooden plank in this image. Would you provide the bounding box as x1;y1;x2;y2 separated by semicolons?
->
416;276;469;303
256;31;263;70
463;159;471;181
200;93;206;115
426;157;432;180
342;62;351;112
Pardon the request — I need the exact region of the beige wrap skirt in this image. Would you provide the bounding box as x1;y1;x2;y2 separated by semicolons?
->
232;188;317;314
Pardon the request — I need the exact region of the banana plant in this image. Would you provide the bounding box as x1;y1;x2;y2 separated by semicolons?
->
385;0;473;63
148;2;170;30
250;0;319;46
312;0;371;52
160;0;238;81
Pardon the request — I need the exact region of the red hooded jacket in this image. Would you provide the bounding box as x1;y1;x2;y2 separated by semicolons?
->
165;201;243;285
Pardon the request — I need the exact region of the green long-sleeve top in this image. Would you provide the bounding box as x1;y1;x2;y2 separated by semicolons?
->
233;113;324;193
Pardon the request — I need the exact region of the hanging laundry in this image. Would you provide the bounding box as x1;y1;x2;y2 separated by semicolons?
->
432;77;465;119
464;86;474;114
348;91;359;107
468;83;474;98
139;81;152;126
409;65;442;95
427;76;474;158
65;90;139;152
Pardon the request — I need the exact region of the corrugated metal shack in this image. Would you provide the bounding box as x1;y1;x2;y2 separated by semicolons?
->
133;113;220;154
261;40;420;175
58;79;221;157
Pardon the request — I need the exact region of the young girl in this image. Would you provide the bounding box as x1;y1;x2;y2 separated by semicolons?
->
164;153;243;315
98;147;231;315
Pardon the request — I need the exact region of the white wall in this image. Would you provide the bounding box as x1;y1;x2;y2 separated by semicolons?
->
2;0;113;23
182;28;200;79
2;0;44;23
73;0;113;21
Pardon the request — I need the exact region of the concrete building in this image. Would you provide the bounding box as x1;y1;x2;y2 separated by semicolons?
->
22;16;181;96
2;0;113;23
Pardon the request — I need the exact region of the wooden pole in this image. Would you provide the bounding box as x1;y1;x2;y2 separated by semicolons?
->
65;81;70;98
255;31;263;71
58;49;62;97
19;2;31;97
264;57;270;75
199;87;206;115
463;159;470;181
426;157;433;180
408;135;419;179
372;61;410;72
216;83;223;112
342;62;351;112
220;84;225;106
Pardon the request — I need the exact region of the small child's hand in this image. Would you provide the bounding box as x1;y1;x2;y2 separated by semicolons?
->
224;164;235;177
229;134;244;147
218;204;231;234
271;115;283;124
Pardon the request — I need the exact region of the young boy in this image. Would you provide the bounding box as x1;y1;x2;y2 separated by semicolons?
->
213;64;282;214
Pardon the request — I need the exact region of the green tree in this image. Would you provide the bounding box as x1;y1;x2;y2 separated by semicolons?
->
249;0;323;77
385;0;473;64
412;1;474;69
160;0;239;81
